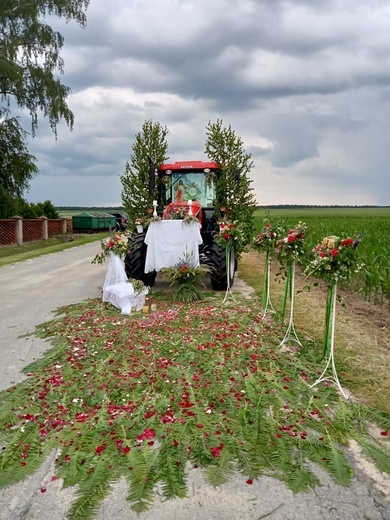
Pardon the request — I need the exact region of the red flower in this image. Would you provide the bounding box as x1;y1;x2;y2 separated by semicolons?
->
210;443;224;458
136;428;156;442
330;248;339;257
246;479;253;485
95;444;106;455
287;234;296;242
340;237;353;247
223;233;230;240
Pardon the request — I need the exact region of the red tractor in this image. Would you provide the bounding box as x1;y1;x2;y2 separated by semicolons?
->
124;160;236;290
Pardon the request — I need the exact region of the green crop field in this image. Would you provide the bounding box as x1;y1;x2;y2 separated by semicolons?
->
254;207;390;307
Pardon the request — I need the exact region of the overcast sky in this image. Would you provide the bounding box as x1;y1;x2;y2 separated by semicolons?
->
25;0;390;207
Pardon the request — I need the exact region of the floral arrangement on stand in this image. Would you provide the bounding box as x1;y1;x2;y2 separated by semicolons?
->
253;219;285;317
214;220;245;302
92;233;129;264
305;234;362;398
162;255;211;303
305;235;363;287
214;220;245;252
274;222;306;267
274;222;306;348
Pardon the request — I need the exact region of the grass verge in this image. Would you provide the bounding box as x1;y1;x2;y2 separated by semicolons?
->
0;233;108;267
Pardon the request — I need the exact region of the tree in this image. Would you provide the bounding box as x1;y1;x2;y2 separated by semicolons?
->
0;111;38;218
0;0;89;215
1;0;89;135
121;120;169;227
205;119;257;247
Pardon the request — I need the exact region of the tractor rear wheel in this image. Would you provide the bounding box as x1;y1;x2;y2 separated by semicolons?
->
209;241;235;291
124;232;156;287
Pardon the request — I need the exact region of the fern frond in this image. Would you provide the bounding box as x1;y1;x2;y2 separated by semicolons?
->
68;460;117;520
352;403;390;430
360;441;390;475
203;451;235;488
281;463;320;493
158;444;187;499
125;446;159;513
0;423;47;489
126;480;156;514
322;442;353;486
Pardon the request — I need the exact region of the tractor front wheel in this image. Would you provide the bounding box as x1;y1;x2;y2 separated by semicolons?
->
124;232;156;287
209;241;235;291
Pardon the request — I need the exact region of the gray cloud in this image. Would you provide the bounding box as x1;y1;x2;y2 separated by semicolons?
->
24;0;390;206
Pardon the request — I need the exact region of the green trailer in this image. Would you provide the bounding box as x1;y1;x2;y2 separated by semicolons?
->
72;212;117;231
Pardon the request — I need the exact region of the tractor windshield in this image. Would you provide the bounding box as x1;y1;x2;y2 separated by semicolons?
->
166;172;215;207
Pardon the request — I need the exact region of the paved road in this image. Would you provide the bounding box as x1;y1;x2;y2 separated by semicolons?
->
0;243;389;519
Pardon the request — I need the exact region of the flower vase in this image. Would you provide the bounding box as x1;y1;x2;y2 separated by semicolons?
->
310;280;348;398
261;250;276;319
279;261;303;348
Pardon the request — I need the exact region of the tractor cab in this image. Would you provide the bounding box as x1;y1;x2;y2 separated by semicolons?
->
157;161;219;234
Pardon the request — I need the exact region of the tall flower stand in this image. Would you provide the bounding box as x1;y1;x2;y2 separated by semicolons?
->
310;281;349;399
223;243;237;303
261;250;276;319
279;262;303;348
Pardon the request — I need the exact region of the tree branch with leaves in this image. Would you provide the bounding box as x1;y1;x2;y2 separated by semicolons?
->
121;120;169;228
205;119;257;251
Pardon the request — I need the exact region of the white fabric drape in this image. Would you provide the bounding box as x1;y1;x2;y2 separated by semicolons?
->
103;253;148;315
144;220;203;273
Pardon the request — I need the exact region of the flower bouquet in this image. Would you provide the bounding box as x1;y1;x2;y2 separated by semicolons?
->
92;234;129;264
305;235;362;286
162;256;211;303
306;234;362;398
274;222;306;348
274;222;306;267
214;220;245;251
166;206;187;220
253;219;284;317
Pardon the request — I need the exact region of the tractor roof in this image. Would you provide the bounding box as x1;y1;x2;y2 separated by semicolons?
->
158;161;219;172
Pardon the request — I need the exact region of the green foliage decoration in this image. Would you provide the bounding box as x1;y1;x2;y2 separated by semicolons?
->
0;297;388;518
205;119;257;253
121;120;169;228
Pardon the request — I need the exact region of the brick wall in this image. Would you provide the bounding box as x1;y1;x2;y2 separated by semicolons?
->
0;220;17;245
0;218;70;246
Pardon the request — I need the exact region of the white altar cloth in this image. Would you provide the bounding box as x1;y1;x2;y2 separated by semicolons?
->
144;220;203;273
103;253;148;315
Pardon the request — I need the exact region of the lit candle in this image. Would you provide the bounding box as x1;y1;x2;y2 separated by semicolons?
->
188;199;192;205
188;199;193;216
